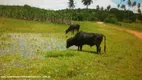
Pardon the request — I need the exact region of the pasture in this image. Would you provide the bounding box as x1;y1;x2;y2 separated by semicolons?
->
0;18;142;80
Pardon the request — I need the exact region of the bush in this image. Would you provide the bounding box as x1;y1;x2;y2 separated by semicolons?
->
98;11;109;21
111;17;118;23
104;15;118;24
137;14;142;22
104;18;110;23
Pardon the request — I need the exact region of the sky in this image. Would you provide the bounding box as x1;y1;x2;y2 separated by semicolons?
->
0;0;141;10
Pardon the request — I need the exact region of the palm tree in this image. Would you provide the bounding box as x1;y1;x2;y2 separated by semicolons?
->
121;4;126;10
107;5;111;11
68;0;75;9
138;3;141;8
82;0;93;9
68;0;75;24
138;9;141;14
117;4;120;9
127;0;137;24
138;3;141;15
117;0;125;10
101;6;104;11
96;5;100;10
128;0;131;7
132;1;136;7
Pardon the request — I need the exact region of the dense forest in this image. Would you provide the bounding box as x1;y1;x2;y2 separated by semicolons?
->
0;4;142;24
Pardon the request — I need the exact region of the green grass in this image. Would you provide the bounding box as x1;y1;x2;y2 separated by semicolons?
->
0;18;142;80
117;22;142;32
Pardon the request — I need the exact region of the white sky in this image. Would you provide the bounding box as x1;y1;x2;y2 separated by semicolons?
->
0;0;117;10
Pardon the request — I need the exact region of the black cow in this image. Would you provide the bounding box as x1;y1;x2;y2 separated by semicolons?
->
66;24;80;34
66;31;106;53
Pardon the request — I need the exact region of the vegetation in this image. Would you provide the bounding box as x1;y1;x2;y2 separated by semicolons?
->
0;3;141;25
0;18;142;80
68;0;75;9
118;0;142;22
82;0;93;9
0;5;71;24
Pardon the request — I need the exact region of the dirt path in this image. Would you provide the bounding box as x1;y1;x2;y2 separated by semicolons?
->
113;27;142;40
126;30;142;40
96;22;142;40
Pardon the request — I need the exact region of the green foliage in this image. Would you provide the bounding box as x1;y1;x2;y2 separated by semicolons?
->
98;11;109;21
0;5;138;24
68;0;75;9
104;15;118;24
82;0;93;9
119;22;142;31
0;5;71;24
109;8;136;23
104;17;117;24
137;14;142;21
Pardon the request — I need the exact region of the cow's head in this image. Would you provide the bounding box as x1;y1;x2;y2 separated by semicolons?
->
66;37;74;48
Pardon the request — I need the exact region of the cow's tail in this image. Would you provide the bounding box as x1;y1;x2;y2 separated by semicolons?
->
103;35;106;53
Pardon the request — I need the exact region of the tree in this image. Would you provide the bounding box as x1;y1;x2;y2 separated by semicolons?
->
127;0;131;23
96;5;100;10
101;6;104;11
117;4;120;9
138;3;141;8
128;0;131;8
137;3;142;22
68;0;75;24
121;4;126;10
137;3;141;14
68;0;75;9
127;0;137;23
117;0;125;9
107;5;111;11
127;0;137;10
132;1;136;7
82;0;93;9
138;9;141;14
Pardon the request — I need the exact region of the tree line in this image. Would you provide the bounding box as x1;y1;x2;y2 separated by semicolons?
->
0;0;141;24
68;0;142;23
0;5;72;24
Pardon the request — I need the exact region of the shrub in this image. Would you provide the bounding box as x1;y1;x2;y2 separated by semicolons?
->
104;15;118;24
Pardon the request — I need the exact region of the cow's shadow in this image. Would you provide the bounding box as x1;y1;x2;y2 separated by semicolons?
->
69;49;98;54
81;50;98;54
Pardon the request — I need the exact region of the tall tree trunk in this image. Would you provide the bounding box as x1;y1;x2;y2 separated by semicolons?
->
86;5;88;9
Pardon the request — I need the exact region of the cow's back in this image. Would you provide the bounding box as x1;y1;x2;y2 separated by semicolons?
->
73;32;103;46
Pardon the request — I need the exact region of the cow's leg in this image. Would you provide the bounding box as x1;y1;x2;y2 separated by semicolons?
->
76;29;78;33
96;45;101;53
73;30;74;34
72;30;74;34
78;46;80;51
77;28;79;32
80;45;83;51
99;46;101;53
96;46;99;53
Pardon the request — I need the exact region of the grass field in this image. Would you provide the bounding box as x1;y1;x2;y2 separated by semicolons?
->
0;18;142;80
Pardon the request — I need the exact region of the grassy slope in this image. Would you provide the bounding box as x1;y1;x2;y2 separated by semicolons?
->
0;18;142;80
119;22;142;32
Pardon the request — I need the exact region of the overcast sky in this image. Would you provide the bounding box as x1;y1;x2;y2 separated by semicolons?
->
0;0;141;10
